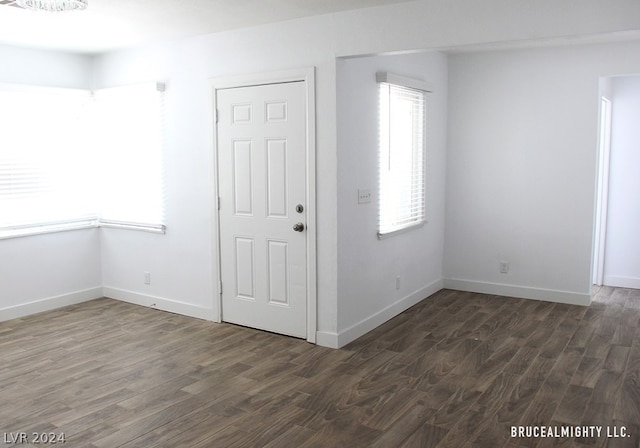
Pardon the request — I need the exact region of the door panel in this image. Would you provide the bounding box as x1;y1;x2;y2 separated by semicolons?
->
234;237;255;299
232;140;253;216
266;139;288;218
267;240;289;305
218;81;307;338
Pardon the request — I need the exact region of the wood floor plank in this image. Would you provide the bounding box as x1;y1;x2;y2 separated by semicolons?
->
505;346;541;375
612;344;640;425
360;387;429;431
603;345;630;373
400;423;448;448
370;402;438;448
553;384;593;425
571;356;606;388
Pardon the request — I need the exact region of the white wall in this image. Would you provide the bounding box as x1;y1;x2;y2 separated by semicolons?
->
0;230;102;320
0;44;92;88
335;52;447;347
603;75;640;288
444;41;640;305
0;46;100;321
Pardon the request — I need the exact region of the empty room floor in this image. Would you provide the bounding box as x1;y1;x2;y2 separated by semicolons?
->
1;287;639;447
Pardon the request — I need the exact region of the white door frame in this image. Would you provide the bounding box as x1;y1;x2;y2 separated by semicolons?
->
210;67;317;343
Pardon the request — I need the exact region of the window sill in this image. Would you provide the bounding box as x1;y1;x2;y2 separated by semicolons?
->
0;220;99;240
377;220;426;240
0;220;165;240
99;220;166;234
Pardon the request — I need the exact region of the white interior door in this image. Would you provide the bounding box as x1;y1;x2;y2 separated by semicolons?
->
217;81;307;338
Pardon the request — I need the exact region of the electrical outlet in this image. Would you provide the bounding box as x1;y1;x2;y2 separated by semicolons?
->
144;272;151;285
395;276;401;290
358;189;371;204
499;261;509;274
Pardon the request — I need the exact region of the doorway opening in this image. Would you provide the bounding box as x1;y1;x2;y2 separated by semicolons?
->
592;95;612;286
592;74;640;292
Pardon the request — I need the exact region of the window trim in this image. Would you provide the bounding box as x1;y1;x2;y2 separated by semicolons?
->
99;220;166;234
0;219;166;241
0;219;99;240
375;72;433;93
377;220;426;240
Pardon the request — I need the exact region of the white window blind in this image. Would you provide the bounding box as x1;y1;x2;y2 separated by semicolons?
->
0;84;97;238
93;83;165;231
377;73;429;238
0;82;165;239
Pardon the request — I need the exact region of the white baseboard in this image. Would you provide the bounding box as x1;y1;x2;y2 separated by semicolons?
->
102;287;216;321
316;279;444;349
604;276;640;289
0;287;103;322
443;278;591;306
315;330;340;349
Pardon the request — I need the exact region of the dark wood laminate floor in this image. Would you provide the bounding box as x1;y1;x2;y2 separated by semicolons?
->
1;287;639;447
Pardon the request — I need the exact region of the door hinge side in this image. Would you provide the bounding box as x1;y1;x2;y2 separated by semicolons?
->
219;281;223;295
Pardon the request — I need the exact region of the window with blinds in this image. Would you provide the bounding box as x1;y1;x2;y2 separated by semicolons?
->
0;82;165;239
0;85;97;238
377;72;429;238
93;83;165;232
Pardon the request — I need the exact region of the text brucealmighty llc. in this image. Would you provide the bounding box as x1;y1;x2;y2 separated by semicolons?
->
511;426;630;439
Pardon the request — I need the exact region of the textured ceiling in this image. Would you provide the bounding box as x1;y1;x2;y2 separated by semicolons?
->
0;0;414;54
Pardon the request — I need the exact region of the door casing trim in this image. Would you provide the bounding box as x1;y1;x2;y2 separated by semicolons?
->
209;67;317;343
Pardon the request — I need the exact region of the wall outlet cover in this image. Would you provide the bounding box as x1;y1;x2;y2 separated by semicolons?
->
358;189;372;204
